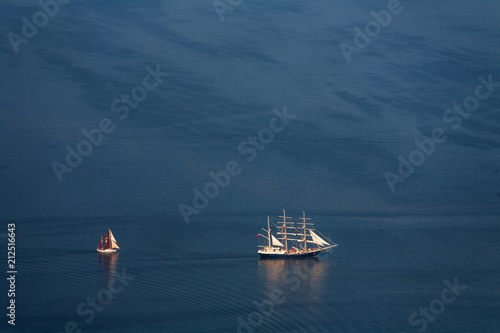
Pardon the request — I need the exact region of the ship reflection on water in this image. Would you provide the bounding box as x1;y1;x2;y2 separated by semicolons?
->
97;252;119;290
257;256;330;302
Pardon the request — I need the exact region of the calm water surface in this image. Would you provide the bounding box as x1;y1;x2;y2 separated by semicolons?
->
5;213;498;332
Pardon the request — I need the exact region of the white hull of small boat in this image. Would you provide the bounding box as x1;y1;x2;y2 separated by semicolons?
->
97;248;117;253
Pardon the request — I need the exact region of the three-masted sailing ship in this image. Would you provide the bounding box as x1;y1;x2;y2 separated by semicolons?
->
257;210;337;258
97;229;120;253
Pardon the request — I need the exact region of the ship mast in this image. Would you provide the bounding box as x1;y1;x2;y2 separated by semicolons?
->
281;209;288;253
300;211;311;251
267;216;271;249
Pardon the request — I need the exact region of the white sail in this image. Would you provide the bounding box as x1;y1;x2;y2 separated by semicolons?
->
109;230;117;243
110;239;120;249
108;230;120;249
271;235;285;247
309;230;330;247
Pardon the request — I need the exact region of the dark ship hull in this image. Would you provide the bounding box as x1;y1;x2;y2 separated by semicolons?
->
258;249;322;259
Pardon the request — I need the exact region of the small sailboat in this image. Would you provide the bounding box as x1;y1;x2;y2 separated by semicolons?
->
257;210;337;258
97;229;120;253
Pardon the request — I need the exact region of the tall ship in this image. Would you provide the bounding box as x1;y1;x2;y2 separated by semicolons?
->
257;210;337;258
97;229;120;253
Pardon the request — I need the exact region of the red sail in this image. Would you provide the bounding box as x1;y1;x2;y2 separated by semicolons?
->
103;232;110;249
97;236;103;250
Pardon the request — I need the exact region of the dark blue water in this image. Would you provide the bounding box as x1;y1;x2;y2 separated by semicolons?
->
4;213;500;332
1;0;499;332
